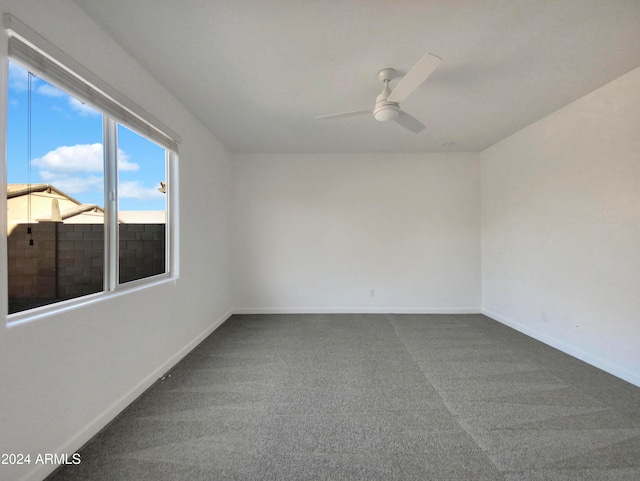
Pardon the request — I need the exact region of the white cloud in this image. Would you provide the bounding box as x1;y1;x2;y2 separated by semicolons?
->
117;149;139;172
68;97;100;117
32;144;144;199
32;144;139;173
119;181;165;200
37;84;65;97
38;172;103;196
33;143;103;173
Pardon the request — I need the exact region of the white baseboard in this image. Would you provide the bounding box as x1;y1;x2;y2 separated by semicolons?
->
23;308;234;481
482;308;640;388
232;307;481;315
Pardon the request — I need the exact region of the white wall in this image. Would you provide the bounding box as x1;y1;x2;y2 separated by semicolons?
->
481;66;640;386
0;2;232;480
232;153;481;312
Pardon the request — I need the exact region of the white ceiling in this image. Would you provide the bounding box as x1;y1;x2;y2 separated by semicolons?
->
72;0;640;153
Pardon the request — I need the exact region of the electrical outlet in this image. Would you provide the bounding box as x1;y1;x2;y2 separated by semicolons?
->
541;311;548;323
370;289;375;297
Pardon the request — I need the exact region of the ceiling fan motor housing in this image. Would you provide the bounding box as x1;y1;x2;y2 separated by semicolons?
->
374;101;399;121
374;81;399;121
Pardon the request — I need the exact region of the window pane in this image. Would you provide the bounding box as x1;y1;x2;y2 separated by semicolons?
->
117;124;167;284
6;61;104;314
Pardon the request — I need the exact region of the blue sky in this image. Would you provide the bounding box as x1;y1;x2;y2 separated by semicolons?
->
7;61;166;211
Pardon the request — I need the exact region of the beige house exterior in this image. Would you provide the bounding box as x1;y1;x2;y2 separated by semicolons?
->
7;184;105;234
7;184;165;234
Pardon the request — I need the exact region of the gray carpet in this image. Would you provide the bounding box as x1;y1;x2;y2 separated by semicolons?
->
48;314;640;480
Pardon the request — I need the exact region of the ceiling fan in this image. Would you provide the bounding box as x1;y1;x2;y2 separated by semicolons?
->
316;53;441;133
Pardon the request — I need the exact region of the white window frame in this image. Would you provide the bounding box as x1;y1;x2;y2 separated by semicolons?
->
2;14;180;325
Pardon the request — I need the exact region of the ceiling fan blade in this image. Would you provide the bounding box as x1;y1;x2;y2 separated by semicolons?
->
315;109;371;120
394;111;425;133
387;53;441;104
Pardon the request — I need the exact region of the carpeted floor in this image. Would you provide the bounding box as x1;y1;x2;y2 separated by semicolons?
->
48;314;640;480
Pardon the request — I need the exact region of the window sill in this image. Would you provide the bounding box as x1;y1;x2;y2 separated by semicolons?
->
6;273;178;328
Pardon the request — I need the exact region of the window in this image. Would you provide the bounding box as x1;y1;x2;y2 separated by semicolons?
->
7;63;105;312
117;124;167;284
4;20;179;318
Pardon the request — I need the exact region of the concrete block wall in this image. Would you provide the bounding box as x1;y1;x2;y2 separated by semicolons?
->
56;224;104;299
119;224;166;283
7;223;165;313
7;222;57;302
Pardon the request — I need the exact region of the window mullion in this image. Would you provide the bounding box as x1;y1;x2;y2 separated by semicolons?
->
103;116;118;291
